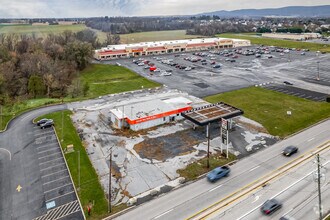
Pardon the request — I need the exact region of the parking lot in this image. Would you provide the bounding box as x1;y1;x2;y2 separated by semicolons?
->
104;46;330;99
32;124;83;220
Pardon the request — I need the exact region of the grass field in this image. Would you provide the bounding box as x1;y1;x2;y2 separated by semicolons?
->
205;87;330;138
36;110;114;219
117;30;204;44
0;24;87;38
81;64;160;97
217;33;330;53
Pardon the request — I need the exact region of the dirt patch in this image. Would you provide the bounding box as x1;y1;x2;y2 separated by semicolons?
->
236;119;268;134
134;129;202;161
113;123;175;138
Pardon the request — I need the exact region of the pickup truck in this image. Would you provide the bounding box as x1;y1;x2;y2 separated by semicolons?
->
207;166;230;182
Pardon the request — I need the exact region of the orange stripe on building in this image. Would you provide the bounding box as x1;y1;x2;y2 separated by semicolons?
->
126;106;192;125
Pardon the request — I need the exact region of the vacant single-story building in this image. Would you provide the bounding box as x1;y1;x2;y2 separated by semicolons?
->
262;33;322;41
110;97;192;131
94;38;251;60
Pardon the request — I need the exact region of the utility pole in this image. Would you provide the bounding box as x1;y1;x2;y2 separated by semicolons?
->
317;154;322;220
109;151;112;213
317;61;320;81
207;123;210;169
61;110;64;142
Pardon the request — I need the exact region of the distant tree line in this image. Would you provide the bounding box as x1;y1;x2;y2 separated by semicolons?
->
187;22;254;36
0;29;103;106
85;17;194;34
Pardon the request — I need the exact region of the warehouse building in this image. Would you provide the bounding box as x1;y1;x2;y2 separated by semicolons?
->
262;33;321;41
94;38;251;60
110;97;192;131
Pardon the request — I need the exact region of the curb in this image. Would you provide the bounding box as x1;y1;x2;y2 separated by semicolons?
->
283;117;330;140
53;123;86;220
0;102;65;133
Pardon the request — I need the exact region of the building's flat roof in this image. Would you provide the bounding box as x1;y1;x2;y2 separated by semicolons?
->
182;102;244;126
111;97;192;122
96;37;249;52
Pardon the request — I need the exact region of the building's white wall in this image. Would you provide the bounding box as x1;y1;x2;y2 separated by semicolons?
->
130;114;184;131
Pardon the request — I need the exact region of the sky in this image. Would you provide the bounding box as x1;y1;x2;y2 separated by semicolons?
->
0;0;329;18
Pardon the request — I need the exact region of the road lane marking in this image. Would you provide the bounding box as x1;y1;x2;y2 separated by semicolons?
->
154;209;174;219
187;141;330;220
209;185;223;192
308;138;315;142
16;185;22;192
44;183;72;194
237;160;330;220
38;151;61;160
45;191;75;202
37;147;58;154
40;163;65;172
249;166;260;172
39;157;62;165
41;169;67;178
0;148;11;160
43;175;70;185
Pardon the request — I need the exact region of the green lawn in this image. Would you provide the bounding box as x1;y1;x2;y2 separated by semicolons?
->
0;24;87;38
81;64;160;97
177;153;236;181
36;110;113;219
217;33;330;53
204;87;330;138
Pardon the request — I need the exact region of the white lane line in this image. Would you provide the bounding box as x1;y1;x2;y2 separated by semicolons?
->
282;208;293;217
40;163;65;171
37;147;59;154
153;209;174;219
36;142;57;149
44;183;72;194
307;138;315;142
39;157;63;165
0;148;11;160
41;169;67;178
209;184;223;192
38;151;61;160
237;160;330;220
43;175;70;185
45;191;75;202
249;166;260;172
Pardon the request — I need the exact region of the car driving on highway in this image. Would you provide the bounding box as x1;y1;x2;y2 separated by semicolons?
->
207;166;230;182
260;199;282;215
282;146;298;157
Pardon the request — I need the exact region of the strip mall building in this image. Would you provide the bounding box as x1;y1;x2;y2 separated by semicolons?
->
94;38;251;60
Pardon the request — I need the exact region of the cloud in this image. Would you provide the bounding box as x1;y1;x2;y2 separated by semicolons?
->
0;0;329;18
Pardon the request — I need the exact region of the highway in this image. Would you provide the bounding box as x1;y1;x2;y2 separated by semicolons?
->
113;119;330;220
207;147;330;220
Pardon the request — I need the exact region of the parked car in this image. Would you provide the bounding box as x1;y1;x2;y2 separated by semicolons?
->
162;72;172;76
138;62;144;66
283;81;293;85
260;199;282;215
210;61;216;65
185;67;192;71
37;118;50;126
213;64;221;68
301;52;306;55
282;146;298;157
40;120;54;129
202;62;207;65
207;166;230;182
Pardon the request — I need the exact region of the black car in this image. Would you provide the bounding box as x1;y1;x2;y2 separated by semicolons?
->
282;146;298;157
40;120;54;129
283;81;293;85
37;118;50;126
260;199;282;215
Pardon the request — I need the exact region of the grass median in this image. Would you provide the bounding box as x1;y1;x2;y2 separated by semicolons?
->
204;87;330;138
177;153;236;182
36;110;126;219
217;33;330;53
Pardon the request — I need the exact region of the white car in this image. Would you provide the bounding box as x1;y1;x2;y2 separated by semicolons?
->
138;62;144;66
154;69;160;72
185;67;192;71
162;72;172;76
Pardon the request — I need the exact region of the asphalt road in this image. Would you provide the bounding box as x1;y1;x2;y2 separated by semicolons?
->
113;119;330;220
0;104;85;220
211;148;330;220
